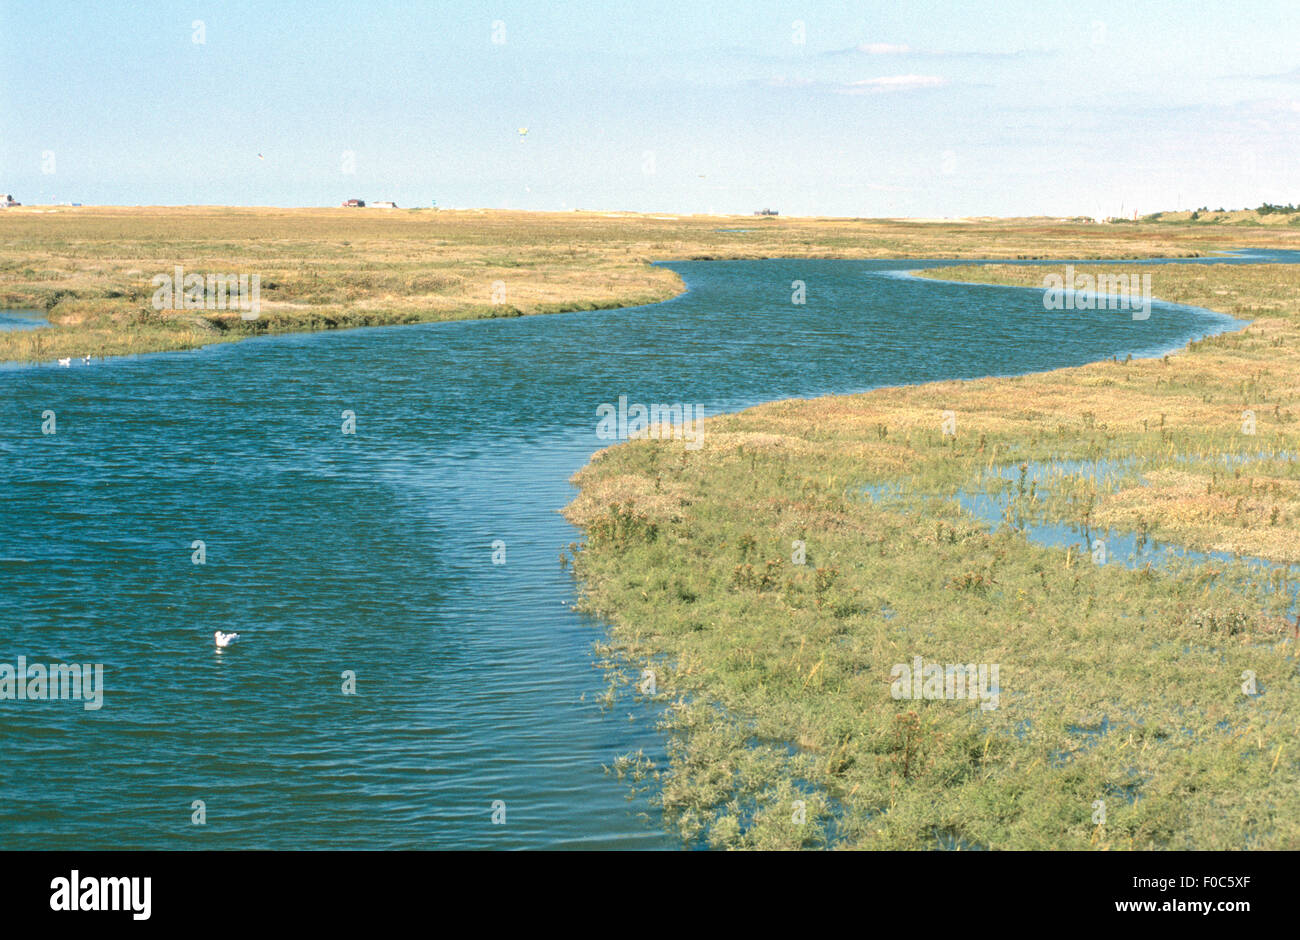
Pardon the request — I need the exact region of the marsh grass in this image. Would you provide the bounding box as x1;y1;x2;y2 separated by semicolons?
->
566;261;1300;850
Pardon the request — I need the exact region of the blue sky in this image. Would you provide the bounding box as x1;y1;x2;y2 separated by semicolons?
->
3;0;1298;216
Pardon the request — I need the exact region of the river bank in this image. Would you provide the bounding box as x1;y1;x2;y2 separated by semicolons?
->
565;260;1300;849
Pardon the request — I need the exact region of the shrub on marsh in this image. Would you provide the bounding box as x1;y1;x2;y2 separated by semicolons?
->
586;503;658;551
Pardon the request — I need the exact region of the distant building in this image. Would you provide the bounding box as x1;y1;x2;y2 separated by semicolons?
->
370;201;398;209
342;199;365;207
754;208;778;216
0;194;20;208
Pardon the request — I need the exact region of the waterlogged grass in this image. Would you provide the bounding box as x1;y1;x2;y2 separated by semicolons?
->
3;206;1297;363
917;262;1300;564
566;262;1300;849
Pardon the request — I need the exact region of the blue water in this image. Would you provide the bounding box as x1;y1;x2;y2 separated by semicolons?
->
1;253;1296;849
952;460;1300;616
0;310;47;332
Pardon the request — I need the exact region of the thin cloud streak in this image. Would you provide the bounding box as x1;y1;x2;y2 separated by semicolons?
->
765;74;951;95
838;74;949;94
824;43;1053;60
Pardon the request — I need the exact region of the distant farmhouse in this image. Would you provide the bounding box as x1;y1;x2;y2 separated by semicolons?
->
754;208;778;216
342;199;365;207
370;201;398;209
0;194;20;208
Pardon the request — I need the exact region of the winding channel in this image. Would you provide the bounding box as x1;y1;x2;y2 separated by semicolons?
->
2;250;1297;848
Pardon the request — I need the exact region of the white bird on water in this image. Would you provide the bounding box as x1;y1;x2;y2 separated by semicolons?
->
81;355;91;364
57;357;71;367
214;631;241;649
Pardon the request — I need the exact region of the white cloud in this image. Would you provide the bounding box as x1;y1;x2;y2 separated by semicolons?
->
857;43;914;55
825;43;1049;60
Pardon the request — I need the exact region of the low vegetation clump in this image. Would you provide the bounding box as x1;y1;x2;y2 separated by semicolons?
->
1147;205;1300;226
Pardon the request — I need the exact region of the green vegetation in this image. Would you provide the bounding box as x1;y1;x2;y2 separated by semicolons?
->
1144;205;1300;226
567;261;1300;849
